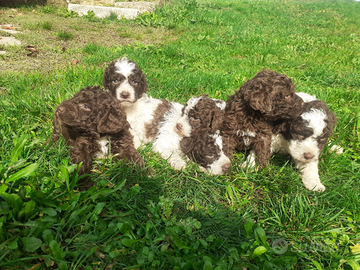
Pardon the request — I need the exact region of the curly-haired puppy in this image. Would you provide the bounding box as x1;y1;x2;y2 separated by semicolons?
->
180;130;231;175
244;92;341;191
52;86;145;187
175;95;226;137
103;57;173;148
174;96;231;175
222;69;304;169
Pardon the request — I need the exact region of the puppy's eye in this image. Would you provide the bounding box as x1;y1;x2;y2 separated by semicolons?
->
206;154;215;159
131;80;138;85
80;104;91;111
190;116;201;123
284;94;291;100
112;80;120;84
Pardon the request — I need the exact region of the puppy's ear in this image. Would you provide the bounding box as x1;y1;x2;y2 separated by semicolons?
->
209;108;224;132
97;106;129;134
180;137;197;155
248;90;273;113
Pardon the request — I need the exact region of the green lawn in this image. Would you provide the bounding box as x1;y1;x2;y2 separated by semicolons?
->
1;0;360;269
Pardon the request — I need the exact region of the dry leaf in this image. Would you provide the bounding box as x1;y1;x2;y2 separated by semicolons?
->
27;52;37;57
26;46;39;53
0;9;4;14
71;59;79;65
1;25;16;30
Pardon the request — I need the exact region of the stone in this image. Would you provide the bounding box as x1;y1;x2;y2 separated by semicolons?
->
69;0;115;5
114;2;156;14
0;36;22;46
68;3;141;19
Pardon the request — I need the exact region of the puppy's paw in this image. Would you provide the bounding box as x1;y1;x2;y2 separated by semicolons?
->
172;160;187;170
240;161;256;172
304;181;326;192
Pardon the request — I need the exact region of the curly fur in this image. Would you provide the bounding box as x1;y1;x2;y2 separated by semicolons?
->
103;57;148;106
176;96;226;137
52;86;144;188
175;96;231;175
180;130;231;175
222;69;304;169
103;57;173;149
244;92;340;191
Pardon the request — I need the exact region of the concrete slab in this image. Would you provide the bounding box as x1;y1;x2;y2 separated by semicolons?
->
70;0;115;5
0;25;20;35
0;36;21;46
114;2;156;14
68;3;140;19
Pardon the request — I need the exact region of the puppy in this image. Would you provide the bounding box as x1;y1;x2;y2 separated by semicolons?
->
176;95;226;137
180;130;231;175
221;69;304;169
176;96;231;175
244;92;341;191
103;56;173;149
52;86;145;187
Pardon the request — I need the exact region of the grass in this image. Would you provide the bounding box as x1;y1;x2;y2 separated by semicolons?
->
1;0;360;269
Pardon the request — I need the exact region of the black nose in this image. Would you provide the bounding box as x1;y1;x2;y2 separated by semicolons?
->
222;163;230;172
120;92;130;99
57;106;66;113
304;152;315;160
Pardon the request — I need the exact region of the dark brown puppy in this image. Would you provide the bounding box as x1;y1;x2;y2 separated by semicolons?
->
222;69;304;169
52;86;145;188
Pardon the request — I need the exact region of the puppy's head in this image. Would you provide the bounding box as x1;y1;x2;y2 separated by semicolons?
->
176;96;225;137
103;57;147;107
241;69;304;120
282;100;336;163
55;86;129;134
180;131;231;175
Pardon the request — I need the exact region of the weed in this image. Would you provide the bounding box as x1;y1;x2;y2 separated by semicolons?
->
37;21;53;30
56;31;75;40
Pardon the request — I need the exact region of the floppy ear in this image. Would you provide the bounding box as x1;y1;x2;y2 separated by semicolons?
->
248;90;273;113
180;137;197;155
97;106;129;134
209;108;224;132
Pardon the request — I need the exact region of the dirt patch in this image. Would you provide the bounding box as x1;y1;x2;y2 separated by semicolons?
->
0;5;173;74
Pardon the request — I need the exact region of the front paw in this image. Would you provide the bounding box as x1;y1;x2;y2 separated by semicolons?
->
303;181;326;192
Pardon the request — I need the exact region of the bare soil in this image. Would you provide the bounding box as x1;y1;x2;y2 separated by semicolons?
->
0;5;173;74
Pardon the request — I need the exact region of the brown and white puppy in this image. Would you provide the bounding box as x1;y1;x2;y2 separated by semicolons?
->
103;57;174;149
176;96;231;175
180;130;231;175
176;95;226;137
244;92;341;191
52;86;145;187
221;69;304;169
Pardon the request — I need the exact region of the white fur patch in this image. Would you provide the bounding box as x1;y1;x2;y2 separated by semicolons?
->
124;94;164;149
114;57;136;104
296;92;317;103
114;57;136;77
206;133;231;175
301;109;327;137
94;136;109;158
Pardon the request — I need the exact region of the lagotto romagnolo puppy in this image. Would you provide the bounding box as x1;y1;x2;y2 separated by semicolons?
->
103;57;229;173
244;92;342;192
176;96;231;175
103;56;172;149
221;69;305;169
51;86;145;188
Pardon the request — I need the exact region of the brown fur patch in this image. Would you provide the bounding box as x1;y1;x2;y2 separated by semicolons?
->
145;99;172;140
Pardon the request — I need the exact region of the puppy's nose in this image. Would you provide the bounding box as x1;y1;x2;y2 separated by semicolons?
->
120;92;130;99
304;152;315;160
176;123;183;132
57;106;66;114
222;163;231;173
